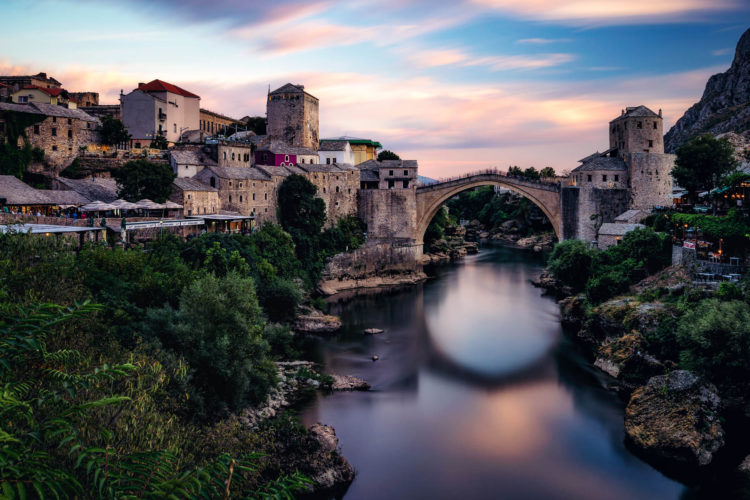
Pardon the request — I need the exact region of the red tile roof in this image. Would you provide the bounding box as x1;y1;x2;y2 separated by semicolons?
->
137;79;200;99
21;85;65;97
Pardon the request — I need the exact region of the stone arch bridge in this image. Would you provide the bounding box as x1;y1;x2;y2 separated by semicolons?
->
415;170;563;244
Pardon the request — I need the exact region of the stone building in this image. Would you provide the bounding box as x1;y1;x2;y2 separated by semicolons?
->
200;109;240;136
0;102;99;173
79;105;121;121
217;141;254;168
568;105;674;242
170;177;220;216
120;79;200;145
69;92;99;107
194;166;275;221
0;83;11;102
298;163;359;224
0;72;62;93
170;145;218;178
358;159;418;189
266;83;319;150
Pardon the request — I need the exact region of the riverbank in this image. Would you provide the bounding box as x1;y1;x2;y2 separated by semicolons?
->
535;263;750;486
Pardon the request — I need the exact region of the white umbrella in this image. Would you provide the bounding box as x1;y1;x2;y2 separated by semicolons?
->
163;201;183;209
80;201;117;212
135;199;165;210
110;199;138;210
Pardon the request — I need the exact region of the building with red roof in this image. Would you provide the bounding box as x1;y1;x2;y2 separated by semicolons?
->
120;79;200;146
11;85;78;109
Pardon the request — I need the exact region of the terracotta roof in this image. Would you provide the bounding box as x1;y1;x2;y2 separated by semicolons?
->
173;177;217;192
137;79;200;99
20;85;66;97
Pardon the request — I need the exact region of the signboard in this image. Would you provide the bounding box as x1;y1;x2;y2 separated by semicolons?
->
124;219;205;231
683;241;695;249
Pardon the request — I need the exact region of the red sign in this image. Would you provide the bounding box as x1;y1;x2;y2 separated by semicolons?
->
683;241;696;249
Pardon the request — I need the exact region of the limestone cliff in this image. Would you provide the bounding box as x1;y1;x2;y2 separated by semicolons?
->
664;28;750;153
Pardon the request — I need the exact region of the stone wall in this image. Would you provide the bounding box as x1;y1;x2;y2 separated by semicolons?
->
23;115;100;174
358;188;417;240
266;90;319;150
69;92;99;107
626;152;674;209
305;169;359;226
610;115;664;154
217;143;253;167
561;186;580;240
170;187;220;217
575;187;630;241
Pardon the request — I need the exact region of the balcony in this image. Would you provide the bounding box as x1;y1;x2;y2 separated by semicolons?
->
158;112;167;121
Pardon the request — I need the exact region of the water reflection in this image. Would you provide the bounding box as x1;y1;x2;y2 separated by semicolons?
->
302;246;685;500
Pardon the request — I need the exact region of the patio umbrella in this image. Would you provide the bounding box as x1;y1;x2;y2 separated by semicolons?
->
163;201;182;209
110;199;138;210
80;201;117;212
135;199;165;210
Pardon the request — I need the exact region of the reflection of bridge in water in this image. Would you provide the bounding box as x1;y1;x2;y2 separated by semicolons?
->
415;169;563;243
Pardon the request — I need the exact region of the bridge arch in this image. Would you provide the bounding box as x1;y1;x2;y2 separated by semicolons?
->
415;175;562;245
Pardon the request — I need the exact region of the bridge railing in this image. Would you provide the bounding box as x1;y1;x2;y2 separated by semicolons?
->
417;168;560;191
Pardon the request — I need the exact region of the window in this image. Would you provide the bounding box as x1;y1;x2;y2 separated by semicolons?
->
332;158;336;163
637;121;642;129
223;152;227;160
188;194;192;199
232;153;235;160
335;186;339;193
323;187;326;193
52;145;57;151
67;118;72;125
229;195;232;202
285;155;289;162
388;179;395;189
653;122;657;129
52;117;57;123
587;174;592;182
389;170;394;176
648;140;653;147
326;158;331;164
188;209;192;215
252;193;256;200
335;201;339;207
51;127;57;136
33;125;40;135
265;208;268;212
210;177;216;187
229;181;232;187
602;175;607;182
240;195;243;202
18;96;28;103
86;123;90;129
67;130;72;138
239;182;242;188
135;142;141;148
404;170;408;176
264;193;267;200
614;175;619;182
173;123;177;133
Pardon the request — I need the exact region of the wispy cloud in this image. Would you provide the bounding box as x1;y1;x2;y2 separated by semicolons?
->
712;47;732;56
470;0;744;25
406;47;575;71
516;38;571;44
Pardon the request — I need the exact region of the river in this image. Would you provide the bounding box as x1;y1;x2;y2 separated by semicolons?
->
300;245;686;499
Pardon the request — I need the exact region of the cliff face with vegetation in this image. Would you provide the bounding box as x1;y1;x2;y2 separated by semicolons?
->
665;28;750;153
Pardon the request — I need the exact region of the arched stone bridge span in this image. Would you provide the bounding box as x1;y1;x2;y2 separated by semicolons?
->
415;170;562;244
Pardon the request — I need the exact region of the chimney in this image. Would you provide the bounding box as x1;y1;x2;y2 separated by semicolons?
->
621;109;625;116
658;108;662;117
138;82;145;88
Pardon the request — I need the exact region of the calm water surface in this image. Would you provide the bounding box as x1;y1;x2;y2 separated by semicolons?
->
301;246;686;499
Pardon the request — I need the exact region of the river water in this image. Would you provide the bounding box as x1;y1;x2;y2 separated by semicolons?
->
301;245;686;499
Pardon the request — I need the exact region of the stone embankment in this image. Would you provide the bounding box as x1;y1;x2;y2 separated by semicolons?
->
464;219;556;252
535;266;730;471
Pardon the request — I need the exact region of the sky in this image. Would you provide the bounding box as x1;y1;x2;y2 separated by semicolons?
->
1;0;749;178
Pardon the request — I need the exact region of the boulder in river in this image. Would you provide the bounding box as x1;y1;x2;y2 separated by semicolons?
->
625;370;724;467
594;332;664;384
330;374;370;391
363;328;384;335
294;313;342;334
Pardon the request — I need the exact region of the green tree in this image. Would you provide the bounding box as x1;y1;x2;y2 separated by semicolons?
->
113;159;176;202
150;133;168;149
672;134;738;207
0;142;44;178
539;167;556;178
99;115;131;146
676;299;750;391
547;240;594;293
278;175;326;277
377;150;400;161
424;206;451;249
175;272;277;415
243;116;267;135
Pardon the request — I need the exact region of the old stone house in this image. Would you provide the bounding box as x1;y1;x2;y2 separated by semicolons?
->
170;177;220;216
0;72;62;93
297;163;359;224
195;166;275;221
68;92;99;107
217;141;254;168
200;109;240;136
0;102;100;173
12;86;78;108
170;146;218;178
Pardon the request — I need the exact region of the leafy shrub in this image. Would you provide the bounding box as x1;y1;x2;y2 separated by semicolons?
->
586;270;630;303
260;278;302;323
547;240;594;292
716;282;743;301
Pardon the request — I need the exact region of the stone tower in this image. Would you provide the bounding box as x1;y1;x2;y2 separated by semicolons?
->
609;105;664;154
266;83;319;150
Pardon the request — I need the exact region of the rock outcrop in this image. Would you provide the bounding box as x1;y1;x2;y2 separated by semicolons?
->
594;332;663;383
625;371;724;467
294;312;342;335
330;374;370;391
306;424;356;490
665;28;750;152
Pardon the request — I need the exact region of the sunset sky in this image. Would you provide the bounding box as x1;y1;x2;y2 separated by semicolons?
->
1;0;749;177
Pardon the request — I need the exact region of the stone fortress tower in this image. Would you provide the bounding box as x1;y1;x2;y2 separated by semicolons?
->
567;105;674;241
266;83;319;150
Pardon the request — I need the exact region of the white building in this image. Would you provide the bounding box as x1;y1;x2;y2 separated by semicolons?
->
318;140;354;166
120;79;200;147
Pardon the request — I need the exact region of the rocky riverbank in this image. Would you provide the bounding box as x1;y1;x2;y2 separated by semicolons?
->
536;265;750;479
464;219;556;252
240;360;368;494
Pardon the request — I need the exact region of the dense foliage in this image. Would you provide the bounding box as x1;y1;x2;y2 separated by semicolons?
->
377;150;400;161
150;133;168;149
547;228;671;302
0;141;44;178
99;116;131;146
672;134;738;205
113;159;176;202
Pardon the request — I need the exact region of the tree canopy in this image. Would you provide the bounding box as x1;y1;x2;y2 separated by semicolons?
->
99;115;131;146
113;159;176;202
377;150;400;161
672;134;738;204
